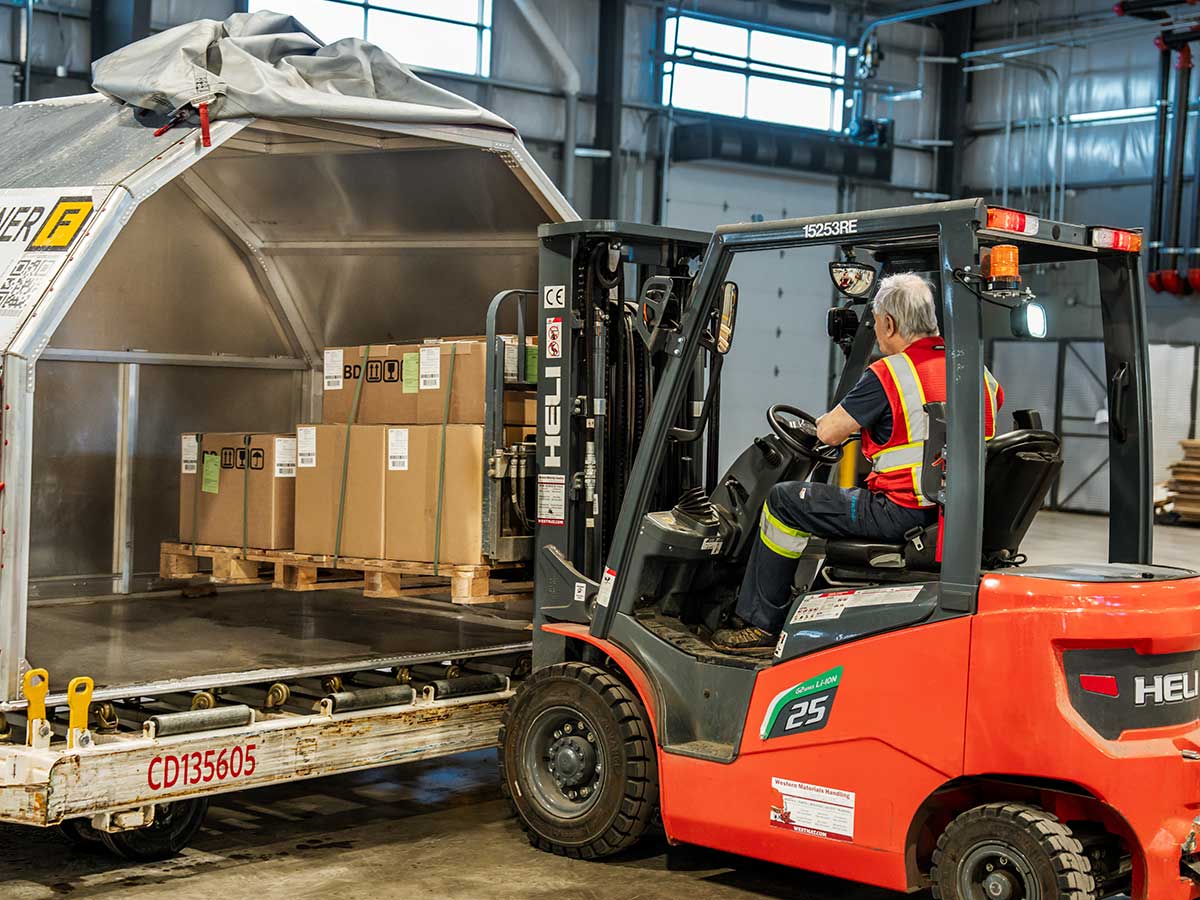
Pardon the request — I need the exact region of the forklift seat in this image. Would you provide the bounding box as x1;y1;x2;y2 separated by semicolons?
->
822;417;1062;577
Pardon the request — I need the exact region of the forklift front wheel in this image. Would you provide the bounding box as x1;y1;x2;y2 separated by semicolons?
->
500;662;658;859
931;802;1097;900
98;798;209;862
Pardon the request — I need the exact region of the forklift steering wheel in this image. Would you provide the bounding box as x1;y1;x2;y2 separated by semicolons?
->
767;404;844;464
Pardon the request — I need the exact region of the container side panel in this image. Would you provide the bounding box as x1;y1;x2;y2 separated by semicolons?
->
48;180;293;357
29;361;120;580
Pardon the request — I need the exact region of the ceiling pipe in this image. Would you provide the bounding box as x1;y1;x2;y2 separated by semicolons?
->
849;0;996;136
510;0;581;206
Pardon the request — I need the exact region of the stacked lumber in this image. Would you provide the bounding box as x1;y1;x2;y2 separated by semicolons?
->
1167;440;1200;522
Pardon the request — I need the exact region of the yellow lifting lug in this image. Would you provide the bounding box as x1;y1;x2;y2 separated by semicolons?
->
22;668;50;748
66;676;94;749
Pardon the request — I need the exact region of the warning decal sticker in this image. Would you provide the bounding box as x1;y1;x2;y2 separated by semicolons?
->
789;585;923;624
770;777;855;842
0;187;105;352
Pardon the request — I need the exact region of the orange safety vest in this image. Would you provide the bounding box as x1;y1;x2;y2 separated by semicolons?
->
860;336;1004;509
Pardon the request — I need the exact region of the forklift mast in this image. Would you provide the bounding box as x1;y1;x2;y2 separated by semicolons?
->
531;222;710;626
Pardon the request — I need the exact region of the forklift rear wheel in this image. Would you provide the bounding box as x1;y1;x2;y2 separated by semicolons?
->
98;798;209;862
931;802;1097;900
500;662;657;859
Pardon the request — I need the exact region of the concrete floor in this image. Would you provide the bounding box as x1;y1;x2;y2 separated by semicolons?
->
2;511;1185;900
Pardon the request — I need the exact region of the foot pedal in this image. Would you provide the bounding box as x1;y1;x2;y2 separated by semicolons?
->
22;668;50;748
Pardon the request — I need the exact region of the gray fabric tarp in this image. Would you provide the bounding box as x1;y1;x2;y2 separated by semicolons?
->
91;10;513;132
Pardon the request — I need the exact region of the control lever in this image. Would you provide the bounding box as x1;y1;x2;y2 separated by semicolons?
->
753;436;782;467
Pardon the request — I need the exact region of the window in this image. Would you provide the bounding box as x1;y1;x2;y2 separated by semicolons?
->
249;0;493;77
661;12;846;132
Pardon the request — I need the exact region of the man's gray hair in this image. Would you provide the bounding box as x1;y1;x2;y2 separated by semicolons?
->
872;272;939;339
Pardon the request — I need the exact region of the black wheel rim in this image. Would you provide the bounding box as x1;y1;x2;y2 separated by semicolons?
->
958;841;1041;900
521;705;605;819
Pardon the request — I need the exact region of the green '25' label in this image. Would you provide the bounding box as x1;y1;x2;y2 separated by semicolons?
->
760;666;842;740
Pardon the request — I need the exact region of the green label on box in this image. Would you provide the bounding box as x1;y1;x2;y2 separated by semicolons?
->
402;352;419;393
525;344;538;382
201;451;220;494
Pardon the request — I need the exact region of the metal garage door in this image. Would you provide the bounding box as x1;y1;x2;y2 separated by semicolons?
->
666;163;838;471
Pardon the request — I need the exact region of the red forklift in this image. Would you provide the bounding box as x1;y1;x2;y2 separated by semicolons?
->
501;201;1200;900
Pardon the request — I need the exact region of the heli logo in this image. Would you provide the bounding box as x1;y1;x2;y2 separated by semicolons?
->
1134;670;1200;706
543;364;562;469
27;197;94;251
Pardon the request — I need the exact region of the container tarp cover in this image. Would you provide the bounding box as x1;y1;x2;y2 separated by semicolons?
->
91;10;514;132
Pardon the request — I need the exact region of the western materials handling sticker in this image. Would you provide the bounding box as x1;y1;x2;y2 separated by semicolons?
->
789;585;923;624
769;777;855;842
537;473;565;525
760;666;841;740
0;188;103;350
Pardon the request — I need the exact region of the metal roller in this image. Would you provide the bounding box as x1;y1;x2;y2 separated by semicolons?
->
322;684;415;713
423;674;508;700
146;705;254;737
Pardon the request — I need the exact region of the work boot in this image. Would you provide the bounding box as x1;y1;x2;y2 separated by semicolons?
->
712;618;776;654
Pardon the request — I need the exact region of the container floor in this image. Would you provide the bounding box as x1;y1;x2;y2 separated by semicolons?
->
19;587;532;705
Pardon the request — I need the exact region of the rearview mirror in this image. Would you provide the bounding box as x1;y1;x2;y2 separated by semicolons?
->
829;261;877;298
717;282;738;354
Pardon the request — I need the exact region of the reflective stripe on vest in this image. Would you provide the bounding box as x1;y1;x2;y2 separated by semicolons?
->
880;352;928;444
759;504;809;559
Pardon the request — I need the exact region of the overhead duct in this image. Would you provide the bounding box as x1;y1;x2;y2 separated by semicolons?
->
670;118;893;182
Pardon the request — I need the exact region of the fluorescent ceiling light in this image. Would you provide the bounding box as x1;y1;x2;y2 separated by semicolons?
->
1068;106;1155;124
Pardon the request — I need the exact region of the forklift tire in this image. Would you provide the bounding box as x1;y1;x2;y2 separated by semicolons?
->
931;802;1097;900
499;662;657;859
98;798;209;862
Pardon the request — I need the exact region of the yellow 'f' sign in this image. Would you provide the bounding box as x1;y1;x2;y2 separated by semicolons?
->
28;197;94;251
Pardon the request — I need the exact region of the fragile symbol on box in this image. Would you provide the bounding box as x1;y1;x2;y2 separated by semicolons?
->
537;473;566;525
546;317;563;359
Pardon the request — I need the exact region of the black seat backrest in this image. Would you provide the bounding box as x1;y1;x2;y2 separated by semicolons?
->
982;426;1062;561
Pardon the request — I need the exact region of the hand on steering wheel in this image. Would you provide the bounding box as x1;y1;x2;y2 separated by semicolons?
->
767;404;845;464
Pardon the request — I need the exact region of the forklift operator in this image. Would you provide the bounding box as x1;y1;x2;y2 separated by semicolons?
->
713;273;1004;653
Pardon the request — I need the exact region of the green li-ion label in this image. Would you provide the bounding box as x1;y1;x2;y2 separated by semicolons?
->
759;666;842;740
402;352;419;394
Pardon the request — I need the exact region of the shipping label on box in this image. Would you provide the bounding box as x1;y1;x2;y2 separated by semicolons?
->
181;434;198;474
275;437;297;478
419;346;440;390
388;427;409;471
298;426;317;468
324;348;344;391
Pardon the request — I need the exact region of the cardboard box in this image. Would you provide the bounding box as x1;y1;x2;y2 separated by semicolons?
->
294;425;388;558
385;424;527;565
179;433;297;549
415;339;537;425
322;344;420;425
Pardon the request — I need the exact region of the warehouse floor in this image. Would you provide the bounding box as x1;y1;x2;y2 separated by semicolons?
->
0;511;1179;900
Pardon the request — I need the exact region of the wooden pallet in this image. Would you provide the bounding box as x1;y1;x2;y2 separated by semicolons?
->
159;542;526;605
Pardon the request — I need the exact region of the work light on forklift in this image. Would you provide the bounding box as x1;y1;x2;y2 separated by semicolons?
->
985;207;1039;236
1090;226;1143;253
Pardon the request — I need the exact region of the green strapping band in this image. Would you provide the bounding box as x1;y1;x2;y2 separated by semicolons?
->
432;343;457;577
190;433;204;554
241;434;251;559
333;345;371;568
